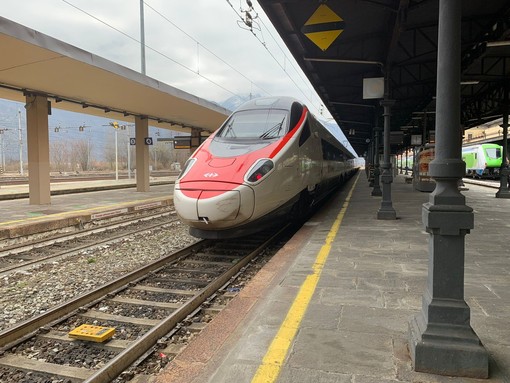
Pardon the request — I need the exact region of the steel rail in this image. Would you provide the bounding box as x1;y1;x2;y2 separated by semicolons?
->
0;217;179;278
0;239;205;349
84;224;290;383
0;208;175;257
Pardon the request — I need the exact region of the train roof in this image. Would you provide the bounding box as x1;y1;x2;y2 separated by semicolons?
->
235;96;301;112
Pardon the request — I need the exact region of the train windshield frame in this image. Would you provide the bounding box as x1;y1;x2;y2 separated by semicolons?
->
216;109;288;140
485;147;501;159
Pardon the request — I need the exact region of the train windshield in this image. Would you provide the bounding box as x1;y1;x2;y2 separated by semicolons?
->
217;109;288;139
485;147;501;159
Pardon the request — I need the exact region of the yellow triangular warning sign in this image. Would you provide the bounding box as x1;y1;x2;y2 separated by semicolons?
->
304;30;344;52
302;4;345;51
306;4;343;25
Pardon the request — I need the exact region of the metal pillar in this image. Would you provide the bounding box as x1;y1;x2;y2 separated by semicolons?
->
135;116;150;192
409;0;488;377
496;83;510;198
405;147;409;175
366;139;373;181
377;88;396;219
371;125;382;196
140;0;146;75
399;153;403;174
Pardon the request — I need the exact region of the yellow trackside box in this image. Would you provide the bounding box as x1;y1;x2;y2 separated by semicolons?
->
68;324;115;342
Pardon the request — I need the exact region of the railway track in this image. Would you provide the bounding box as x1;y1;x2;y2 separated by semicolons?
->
0;172;176;186
0;225;290;382
462;177;504;189
0;207;177;277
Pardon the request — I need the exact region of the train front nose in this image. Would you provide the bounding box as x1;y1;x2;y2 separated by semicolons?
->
174;182;255;229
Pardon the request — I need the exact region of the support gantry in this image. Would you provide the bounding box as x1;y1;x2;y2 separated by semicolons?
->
408;0;489;377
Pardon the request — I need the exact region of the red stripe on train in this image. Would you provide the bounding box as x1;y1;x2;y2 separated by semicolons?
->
269;107;307;158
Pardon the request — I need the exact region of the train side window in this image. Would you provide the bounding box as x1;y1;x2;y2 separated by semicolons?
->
321;139;342;161
299;120;311;146
289;102;304;130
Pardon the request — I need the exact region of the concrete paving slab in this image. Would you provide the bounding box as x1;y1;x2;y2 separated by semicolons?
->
154;173;510;383
300;302;343;330
205;362;259;383
278;367;352;383
320;286;385;308
288;328;395;378
338;305;413;335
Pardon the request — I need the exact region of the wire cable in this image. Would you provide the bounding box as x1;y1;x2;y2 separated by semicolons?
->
143;1;272;97
225;0;324;114
62;0;239;98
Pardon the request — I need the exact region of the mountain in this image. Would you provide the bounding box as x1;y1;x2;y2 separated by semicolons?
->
219;93;262;112
0;93;262;165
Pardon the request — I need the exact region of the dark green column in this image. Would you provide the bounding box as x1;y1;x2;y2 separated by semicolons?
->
371;126;382;196
377;93;396;219
496;83;510;198
409;0;488;377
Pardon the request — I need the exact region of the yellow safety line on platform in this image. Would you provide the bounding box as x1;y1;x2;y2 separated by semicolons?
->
0;196;170;226
251;172;359;383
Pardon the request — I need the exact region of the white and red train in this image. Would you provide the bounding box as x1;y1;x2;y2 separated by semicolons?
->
174;96;356;238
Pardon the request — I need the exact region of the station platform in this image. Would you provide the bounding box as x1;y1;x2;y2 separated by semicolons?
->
155;172;510;383
0;177;175;240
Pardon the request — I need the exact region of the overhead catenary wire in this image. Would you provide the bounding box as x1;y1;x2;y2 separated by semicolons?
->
60;0;318;112
225;0;325;115
143;1;272;97
61;0;239;98
258;18;320;103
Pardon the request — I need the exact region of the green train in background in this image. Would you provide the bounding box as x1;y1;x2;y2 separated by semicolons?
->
462;143;503;178
396;154;414;172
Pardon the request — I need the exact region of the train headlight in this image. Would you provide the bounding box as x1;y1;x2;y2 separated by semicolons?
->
245;159;274;184
178;158;196;180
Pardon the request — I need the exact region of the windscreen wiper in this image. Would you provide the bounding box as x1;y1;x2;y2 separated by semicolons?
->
259;117;285;139
223;120;236;137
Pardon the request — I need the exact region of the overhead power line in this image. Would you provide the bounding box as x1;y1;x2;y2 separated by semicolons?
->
62;0;239;98
143;1;272;97
225;0;324;114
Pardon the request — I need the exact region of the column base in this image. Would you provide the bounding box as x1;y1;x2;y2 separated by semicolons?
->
495;189;510;198
377;207;396;219
371;186;382;196
409;312;488;378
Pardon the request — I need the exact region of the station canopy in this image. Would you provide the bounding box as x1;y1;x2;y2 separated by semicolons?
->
0;16;230;134
258;1;510;156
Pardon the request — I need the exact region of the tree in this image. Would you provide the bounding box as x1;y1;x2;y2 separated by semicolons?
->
50;141;70;172
72;139;91;171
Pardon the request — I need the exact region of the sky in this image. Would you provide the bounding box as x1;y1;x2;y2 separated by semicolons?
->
1;0;353;154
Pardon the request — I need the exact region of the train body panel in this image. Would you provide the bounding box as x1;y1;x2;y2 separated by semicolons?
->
462;143;502;178
174;96;355;238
